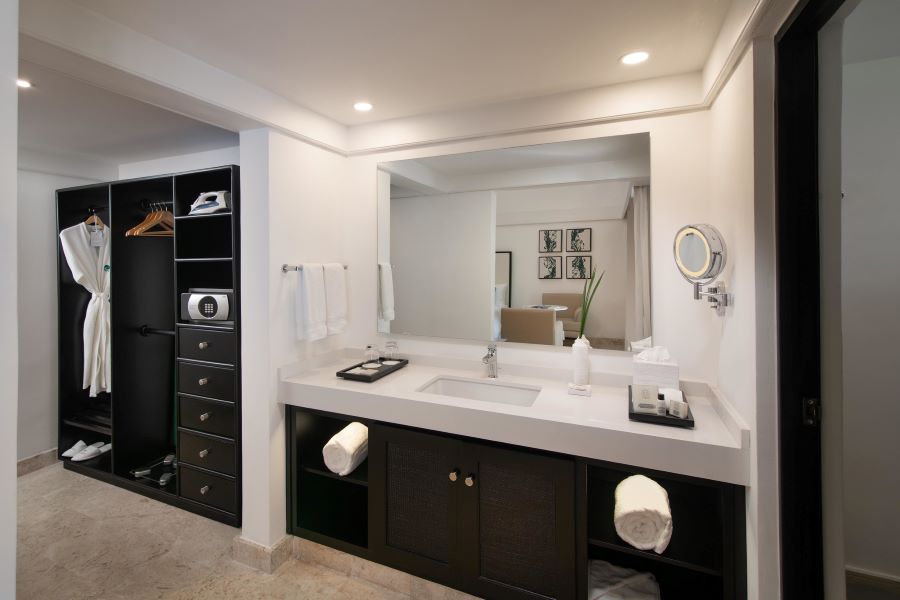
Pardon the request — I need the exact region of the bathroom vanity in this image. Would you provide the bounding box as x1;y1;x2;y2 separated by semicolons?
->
281;352;750;599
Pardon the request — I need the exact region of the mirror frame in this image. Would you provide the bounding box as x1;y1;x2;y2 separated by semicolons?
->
673;224;726;284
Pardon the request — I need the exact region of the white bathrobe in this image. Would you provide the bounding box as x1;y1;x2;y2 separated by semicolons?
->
60;222;111;396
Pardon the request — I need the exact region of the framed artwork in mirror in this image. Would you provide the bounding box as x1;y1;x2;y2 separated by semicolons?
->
567;255;592;279
538;229;562;253
567;227;592;252
538;256;562;279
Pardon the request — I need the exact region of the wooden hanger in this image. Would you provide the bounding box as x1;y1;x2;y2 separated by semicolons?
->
85;210;106;230
126;203;174;237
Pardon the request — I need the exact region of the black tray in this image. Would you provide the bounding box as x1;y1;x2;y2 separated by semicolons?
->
336;358;409;383
627;385;694;429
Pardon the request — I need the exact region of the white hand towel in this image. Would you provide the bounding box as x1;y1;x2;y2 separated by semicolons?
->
295;263;327;341
322;422;369;476
324;263;347;335
613;474;673;554
378;263;395;321
588;560;660;600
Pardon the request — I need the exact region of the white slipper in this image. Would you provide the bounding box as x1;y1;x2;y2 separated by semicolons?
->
62;440;87;458
71;442;110;462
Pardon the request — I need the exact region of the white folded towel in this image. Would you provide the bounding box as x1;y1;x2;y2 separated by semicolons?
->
378;263;395;321
323;422;369;476
295;263;327;341
614;475;673;554
588;560;660;600
324;263;347;335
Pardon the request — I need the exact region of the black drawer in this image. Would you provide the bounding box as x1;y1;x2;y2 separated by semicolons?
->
178;327;235;365
179;395;235;438
178;362;234;402
179;466;236;514
179;429;235;475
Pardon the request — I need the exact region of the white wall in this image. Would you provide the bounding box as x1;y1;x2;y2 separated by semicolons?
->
1;0;19;593
17;168;102;461
390;192;496;341
496;219;627;340
118;145;239;179
841;54;900;580
240;128;347;548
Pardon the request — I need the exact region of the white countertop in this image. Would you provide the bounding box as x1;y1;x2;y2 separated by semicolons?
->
279;352;750;485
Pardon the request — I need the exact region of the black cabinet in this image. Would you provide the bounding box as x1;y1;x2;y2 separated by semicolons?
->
56;165;242;527
286;406;746;600
369;423;576;600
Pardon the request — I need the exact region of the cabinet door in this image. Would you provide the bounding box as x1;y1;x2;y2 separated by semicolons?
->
369;423;465;586
459;443;576;600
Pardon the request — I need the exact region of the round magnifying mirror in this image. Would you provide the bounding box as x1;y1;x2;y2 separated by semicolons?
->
673;224;726;283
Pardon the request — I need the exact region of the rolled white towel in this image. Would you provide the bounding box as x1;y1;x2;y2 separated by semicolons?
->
613;474;672;554
322;422;369;476
588;560;660;600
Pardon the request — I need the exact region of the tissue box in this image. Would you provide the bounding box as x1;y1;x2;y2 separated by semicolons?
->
633;356;680;389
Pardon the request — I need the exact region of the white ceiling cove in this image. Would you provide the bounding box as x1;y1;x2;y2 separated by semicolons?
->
68;0;734;125
17;61;238;165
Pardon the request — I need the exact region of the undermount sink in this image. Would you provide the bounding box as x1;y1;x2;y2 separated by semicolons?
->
418;376;541;407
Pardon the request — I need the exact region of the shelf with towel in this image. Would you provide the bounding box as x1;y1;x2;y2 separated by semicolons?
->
300;459;369;487
579;460;745;600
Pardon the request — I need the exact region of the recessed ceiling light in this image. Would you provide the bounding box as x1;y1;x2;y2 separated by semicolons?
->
353;101;373;112
16;79;33;89
620;51;649;65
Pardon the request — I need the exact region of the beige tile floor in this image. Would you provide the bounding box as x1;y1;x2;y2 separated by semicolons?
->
17;463;409;600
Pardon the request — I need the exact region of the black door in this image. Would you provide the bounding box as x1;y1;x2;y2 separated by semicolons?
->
459;442;576;600
368;423;465;587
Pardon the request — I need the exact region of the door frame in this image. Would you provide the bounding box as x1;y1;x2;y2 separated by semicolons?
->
775;0;845;597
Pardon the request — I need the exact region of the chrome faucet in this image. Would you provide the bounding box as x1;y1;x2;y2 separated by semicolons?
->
483;343;499;378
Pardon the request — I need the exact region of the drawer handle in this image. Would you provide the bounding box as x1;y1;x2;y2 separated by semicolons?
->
464;474;476;488
199;449;209;458
449;469;459;482
199;412;211;422
200;485;210;495
198;342;209;350
198;377;209;386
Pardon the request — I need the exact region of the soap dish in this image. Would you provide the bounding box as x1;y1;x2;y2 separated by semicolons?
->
627;385;695;429
336;358;409;383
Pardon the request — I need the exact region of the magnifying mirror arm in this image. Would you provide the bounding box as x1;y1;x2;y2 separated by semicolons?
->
694;281;730;315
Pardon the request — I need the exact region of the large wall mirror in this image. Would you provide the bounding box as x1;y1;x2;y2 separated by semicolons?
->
377;133;651;350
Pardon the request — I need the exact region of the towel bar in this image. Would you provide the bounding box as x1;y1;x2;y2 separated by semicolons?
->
281;263;348;273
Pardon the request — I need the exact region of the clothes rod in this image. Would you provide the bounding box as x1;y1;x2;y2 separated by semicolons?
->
138;325;176;337
281;264;348;273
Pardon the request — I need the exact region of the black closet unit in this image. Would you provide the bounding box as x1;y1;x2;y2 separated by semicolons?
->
56;165;242;527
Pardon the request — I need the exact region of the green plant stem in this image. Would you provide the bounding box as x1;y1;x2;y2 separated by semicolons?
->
578;267;605;338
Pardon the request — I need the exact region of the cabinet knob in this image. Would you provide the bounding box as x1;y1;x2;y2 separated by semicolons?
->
198;449;209;458
198;377;209;386
200;485;210;495
198;341;209;350
464;475;475;487
449;469;460;482
199;412;210;422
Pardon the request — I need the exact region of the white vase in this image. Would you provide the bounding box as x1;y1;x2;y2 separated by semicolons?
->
572;335;591;385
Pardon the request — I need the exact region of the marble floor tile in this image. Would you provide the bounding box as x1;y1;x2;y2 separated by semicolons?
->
16;463;435;600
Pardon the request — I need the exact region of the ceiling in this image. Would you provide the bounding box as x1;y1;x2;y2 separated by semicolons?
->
17;60;238;165
68;0;734;125
414;135;650;176
843;0;900;65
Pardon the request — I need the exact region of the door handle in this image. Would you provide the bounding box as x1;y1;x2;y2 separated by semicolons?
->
198;341;209;350
198;377;209;386
465;474;476;487
449;469;460;482
198;449;209;458
200;485;210;495
199;412;210;422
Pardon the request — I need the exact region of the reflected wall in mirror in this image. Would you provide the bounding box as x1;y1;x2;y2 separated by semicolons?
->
378;134;652;350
